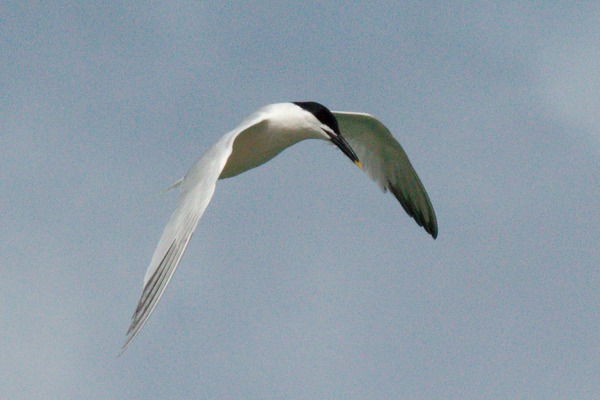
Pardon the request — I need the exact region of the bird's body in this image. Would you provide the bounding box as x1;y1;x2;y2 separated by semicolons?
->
220;103;326;179
123;102;437;352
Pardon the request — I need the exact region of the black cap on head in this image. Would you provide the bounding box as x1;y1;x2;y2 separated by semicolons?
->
293;101;361;168
293;101;341;135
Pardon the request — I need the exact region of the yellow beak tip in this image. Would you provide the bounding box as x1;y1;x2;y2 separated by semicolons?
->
355;160;363;170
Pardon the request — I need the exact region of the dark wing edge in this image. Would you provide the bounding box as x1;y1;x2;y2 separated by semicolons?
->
120;113;271;354
333;112;438;239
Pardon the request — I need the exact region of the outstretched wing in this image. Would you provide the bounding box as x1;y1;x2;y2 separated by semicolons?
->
122;113;268;352
333;112;438;238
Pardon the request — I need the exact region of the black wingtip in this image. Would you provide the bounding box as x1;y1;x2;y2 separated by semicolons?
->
428;224;438;239
386;178;438;239
421;209;438;239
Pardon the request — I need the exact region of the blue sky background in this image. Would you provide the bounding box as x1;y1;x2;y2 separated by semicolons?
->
2;2;599;399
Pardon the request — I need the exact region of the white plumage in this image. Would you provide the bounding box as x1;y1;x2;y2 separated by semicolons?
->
122;102;437;352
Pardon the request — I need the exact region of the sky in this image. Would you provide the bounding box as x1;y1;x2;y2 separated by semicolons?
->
2;1;599;399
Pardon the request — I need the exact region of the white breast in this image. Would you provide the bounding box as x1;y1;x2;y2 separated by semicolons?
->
219;103;325;179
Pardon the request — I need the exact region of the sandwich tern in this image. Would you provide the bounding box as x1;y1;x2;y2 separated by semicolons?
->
122;101;437;352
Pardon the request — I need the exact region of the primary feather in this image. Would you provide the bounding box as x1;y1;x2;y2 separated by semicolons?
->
333;111;438;238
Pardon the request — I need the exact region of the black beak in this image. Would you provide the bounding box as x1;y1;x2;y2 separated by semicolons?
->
330;134;363;170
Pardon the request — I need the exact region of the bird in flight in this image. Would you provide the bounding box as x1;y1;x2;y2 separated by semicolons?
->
122;101;437;352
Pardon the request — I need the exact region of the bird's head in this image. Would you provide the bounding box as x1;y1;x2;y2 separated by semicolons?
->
293;101;363;170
